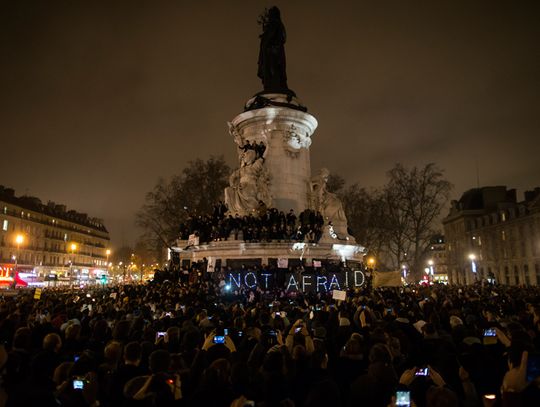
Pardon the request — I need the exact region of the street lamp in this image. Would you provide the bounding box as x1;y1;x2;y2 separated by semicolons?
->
106;249;111;270
367;257;375;269
70;243;77;284
13;234;24;288
428;259;434;276
468;253;477;282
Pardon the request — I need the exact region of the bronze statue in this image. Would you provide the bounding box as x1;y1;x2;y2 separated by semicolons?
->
257;7;289;93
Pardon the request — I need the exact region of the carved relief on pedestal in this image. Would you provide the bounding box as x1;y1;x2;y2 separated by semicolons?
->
282;124;311;158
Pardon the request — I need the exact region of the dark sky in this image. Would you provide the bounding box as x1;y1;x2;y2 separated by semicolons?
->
1;1;539;247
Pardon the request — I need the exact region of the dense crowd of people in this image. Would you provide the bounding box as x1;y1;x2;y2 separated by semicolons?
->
179;203;326;245
0;277;539;407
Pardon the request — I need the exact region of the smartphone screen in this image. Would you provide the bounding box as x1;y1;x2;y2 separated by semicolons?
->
213;335;225;344
415;367;429;376
396;390;411;406
224;328;229;336
483;328;496;337
295;326;302;333
72;379;85;390
157;331;166;338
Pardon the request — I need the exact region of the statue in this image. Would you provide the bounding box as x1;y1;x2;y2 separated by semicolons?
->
257;7;289;93
310;168;350;240
224;150;272;215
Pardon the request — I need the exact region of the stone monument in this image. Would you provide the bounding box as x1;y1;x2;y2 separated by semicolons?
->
175;7;364;270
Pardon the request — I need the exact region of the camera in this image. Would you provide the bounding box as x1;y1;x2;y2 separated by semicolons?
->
72;377;86;390
415;367;429;376
213;335;225;344
483;328;496;337
395;390;411;406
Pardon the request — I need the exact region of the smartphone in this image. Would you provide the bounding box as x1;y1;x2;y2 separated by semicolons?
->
483;328;496;337
295;326;302;333
237;331;243;337
224;328;229;336
275;312;281;316
74;355;80;362
526;354;540;382
269;330;277;337
165;312;172;317
157;331;166;338
213;335;225;344
415;367;429;376
483;328;497;345
72;378;86;390
395;390;411;406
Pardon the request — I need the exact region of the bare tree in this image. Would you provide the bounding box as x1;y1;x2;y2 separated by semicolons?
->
136;156;230;254
384;163;452;277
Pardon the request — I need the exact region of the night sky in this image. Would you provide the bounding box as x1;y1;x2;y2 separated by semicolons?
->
1;1;539;247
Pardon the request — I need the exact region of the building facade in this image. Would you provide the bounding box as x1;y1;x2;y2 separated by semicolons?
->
443;186;540;285
0;186;110;284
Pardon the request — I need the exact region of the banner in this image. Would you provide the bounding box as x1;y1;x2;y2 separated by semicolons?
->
207;257;216;273
373;270;402;287
277;258;289;269
187;234;199;246
226;269;365;293
332;289;347;301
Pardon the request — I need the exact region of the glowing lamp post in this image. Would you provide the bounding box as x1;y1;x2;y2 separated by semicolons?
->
106;249;111;270
469;253;477;282
70;243;78;284
367;257;375;269
428;260;434;276
13;234;24;288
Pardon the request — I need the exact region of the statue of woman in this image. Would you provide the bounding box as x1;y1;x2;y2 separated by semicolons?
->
311;168;349;238
257;7;289;93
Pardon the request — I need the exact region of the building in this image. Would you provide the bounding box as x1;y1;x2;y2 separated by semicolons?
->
423;234;448;284
0;185;111;285
443;186;540;285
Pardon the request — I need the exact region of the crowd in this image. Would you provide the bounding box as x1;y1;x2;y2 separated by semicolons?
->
0;278;539;407
179;203;325;245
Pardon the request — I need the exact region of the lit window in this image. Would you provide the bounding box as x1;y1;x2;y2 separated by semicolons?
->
501;230;506;241
2;220;8;231
3;207;6;214
501;212;506;221
64;233;68;241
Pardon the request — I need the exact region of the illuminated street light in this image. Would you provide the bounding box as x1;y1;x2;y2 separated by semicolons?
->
427;259;434;276
106;249;111;270
69;243;78;284
13;234;25;288
469;253;477;275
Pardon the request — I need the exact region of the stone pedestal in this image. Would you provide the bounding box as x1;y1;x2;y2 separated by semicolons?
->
229;93;317;214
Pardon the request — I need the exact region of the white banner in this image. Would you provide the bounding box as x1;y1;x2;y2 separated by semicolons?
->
332;289;346;301
188;234;199;246
207;257;216;273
